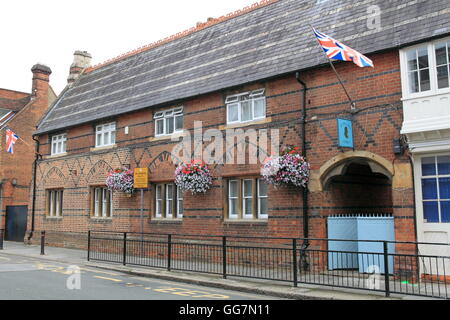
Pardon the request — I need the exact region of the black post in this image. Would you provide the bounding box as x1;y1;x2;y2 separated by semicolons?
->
293;238;298;287
383;241;390;297
123;232;127;266
0;229;4;250
87;231;91;261
222;236;227;279
167;234;172;271
40;231;45;255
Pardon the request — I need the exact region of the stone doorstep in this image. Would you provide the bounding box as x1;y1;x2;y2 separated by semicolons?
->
84;262;402;301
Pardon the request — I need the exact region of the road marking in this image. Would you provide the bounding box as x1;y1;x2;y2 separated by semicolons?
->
94;276;123;282
79;267;119;276
154;287;229;299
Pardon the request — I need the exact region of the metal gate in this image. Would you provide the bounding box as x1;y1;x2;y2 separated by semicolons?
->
327;214;395;273
5;206;28;242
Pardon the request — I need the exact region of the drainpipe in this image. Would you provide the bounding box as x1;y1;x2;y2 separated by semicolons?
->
295;72;310;270
27;135;41;241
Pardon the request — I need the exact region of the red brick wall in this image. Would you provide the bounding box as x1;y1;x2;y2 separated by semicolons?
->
31;49;415;248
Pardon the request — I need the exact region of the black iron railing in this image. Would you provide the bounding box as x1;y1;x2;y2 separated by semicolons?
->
87;231;450;299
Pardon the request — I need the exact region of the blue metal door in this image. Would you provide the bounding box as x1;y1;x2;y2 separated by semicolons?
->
327;215;358;270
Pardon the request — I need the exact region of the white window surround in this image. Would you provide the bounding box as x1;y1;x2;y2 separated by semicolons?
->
95;122;116;147
400;37;450;101
93;187;113;218
154;107;183;137
51;134;67;155
154;183;182;219
226;89;266;125
47;189;63;217
227;178;268;220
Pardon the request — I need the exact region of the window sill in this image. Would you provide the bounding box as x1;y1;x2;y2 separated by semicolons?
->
90;144;117;152
45;216;63;220
150;218;183;224
149;131;185;142
224;219;268;225
43;153;68;160
90;217;113;222
219;117;271;130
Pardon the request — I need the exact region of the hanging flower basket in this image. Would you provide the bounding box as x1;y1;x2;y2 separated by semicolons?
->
261;146;310;188
106;168;134;195
175;160;212;194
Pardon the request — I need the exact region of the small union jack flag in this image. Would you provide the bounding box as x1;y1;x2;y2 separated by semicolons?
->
5;129;19;154
313;28;374;68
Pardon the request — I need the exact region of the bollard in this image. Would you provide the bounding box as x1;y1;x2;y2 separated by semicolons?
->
40;231;45;255
0;229;4;250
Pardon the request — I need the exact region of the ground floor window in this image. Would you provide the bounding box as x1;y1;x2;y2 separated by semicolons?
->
226;178;268;220
154;183;183;219
421;155;450;223
91;187;112;218
46;189;63;217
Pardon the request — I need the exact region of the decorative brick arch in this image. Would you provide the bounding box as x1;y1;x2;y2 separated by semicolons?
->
311;151;394;192
39;166;66;188
85;160;113;184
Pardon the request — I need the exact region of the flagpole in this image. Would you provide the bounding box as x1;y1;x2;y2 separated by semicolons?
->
310;26;356;110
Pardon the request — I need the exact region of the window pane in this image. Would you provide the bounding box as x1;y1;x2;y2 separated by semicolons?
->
253;98;266;119
96;133;102;146
439;178;450;199
62;140;66;153
178;200;183;217
57;141;62;153
423;201;439;223
435;44;448;66
437;65;449;89
229;180;238;197
96;125;102;133
175;115;183;131
227;103;239;122
422;178;438;200
418;48;429;68
441;201;450;223
419;69;430;91
244;198;252;216
408;71;419;93
241;100;252;121
229;199;237;217
422;157;436;176
110;130;116;144
52;143;56;154
259;198;267;217
103;132;109;145
438;156;450;175
407;50;417;71
156;119;164;135
258;179;267;197
243;180;253;197
166;117;174;134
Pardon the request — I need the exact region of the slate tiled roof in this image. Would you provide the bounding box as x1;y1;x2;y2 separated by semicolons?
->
36;0;450;134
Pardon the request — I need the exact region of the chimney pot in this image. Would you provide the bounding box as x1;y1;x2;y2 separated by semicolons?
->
31;63;51;98
68;50;92;86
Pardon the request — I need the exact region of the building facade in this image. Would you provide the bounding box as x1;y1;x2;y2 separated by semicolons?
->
0;64;55;241
30;0;450;261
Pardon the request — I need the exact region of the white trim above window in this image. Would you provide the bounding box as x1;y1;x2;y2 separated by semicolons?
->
226;89;266;125
154;107;183;137
51;134;67;155
95;122;116;147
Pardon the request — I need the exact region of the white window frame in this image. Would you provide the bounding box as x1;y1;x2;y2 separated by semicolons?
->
400;37;450;100
95;122;116;147
242;179;253;219
257;179;268;219
51;134;67;155
177;186;183;218
93;187;112;218
154;107;183;137
420;155;450;224
226;89;266;124
166;184;174;219
154;183;182;219
155;184;163;218
228;180;239;219
48;189;63;217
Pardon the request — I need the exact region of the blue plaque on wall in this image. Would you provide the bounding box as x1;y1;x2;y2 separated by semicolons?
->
337;118;353;148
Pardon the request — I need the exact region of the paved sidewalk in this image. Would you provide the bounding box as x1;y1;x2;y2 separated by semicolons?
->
0;241;432;300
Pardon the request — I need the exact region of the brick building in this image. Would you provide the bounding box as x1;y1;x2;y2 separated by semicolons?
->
0;64;56;241
30;0;449;255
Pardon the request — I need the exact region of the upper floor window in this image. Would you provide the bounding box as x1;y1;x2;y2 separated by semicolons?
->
154;107;183;136
95;122;116;147
226;89;266;124
51;134;67;155
421;155;450;223
402;38;450;97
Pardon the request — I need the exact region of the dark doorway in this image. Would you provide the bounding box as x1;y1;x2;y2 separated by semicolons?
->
5;206;28;242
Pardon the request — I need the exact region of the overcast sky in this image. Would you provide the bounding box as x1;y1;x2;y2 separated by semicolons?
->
1;0;257;95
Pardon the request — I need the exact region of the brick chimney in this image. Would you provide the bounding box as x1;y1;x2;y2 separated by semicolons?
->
67;50;91;86
31;64;52;99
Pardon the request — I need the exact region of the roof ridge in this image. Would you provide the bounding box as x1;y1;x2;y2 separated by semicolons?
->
85;0;279;73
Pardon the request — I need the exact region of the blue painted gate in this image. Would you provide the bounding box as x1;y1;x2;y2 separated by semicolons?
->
328;214;395;274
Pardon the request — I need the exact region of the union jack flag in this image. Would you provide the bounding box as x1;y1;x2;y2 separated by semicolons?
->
5;129;19;154
313;28;374;68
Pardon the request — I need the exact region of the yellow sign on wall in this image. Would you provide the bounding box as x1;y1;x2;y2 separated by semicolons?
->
133;168;148;189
